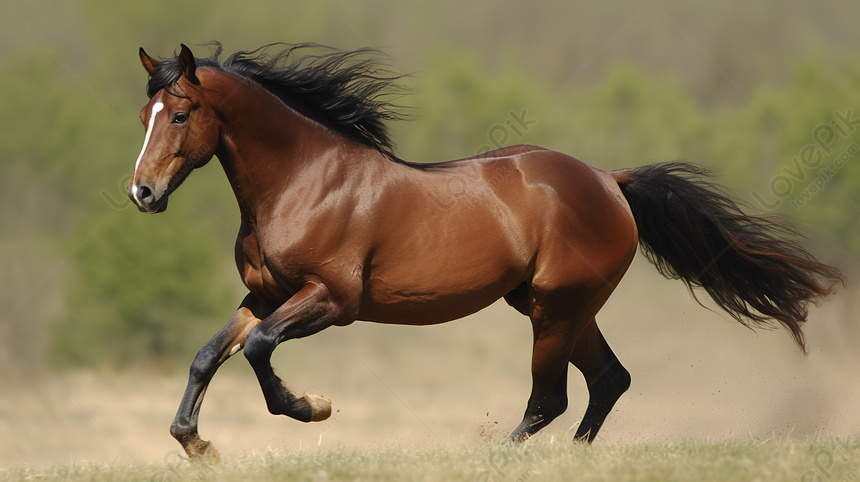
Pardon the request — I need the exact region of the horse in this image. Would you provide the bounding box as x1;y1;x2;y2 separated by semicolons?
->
127;42;844;461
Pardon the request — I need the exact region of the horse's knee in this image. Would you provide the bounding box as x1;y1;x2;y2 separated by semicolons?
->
243;327;275;365
188;344;221;381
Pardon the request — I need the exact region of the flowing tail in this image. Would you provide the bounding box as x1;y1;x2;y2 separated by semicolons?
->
613;162;845;352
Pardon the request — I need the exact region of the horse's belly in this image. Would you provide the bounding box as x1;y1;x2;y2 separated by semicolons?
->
358;260;526;325
357;289;510;325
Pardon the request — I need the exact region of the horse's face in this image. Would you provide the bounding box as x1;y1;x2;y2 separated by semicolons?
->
128;45;219;213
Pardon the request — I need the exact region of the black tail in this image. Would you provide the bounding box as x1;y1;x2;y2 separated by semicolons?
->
615;161;845;352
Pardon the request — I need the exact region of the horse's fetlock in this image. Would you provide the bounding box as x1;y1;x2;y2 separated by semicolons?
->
608;363;631;397
545;394;568;419
169;420;196;443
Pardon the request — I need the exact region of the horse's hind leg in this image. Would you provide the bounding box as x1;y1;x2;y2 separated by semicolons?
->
509;303;579;442
569;318;630;442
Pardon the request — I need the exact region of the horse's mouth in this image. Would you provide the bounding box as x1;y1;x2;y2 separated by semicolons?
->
132;193;169;214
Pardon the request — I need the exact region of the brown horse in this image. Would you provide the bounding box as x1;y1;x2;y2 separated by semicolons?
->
128;43;843;461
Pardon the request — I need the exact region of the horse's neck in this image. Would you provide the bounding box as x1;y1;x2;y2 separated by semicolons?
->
210;80;365;223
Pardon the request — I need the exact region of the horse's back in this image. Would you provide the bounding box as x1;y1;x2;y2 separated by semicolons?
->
480;146;637;253
358;146;637;323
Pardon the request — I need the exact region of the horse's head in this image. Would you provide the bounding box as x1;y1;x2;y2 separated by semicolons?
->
128;44;219;213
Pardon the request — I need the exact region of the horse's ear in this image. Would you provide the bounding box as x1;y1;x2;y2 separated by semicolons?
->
178;44;200;85
139;47;159;75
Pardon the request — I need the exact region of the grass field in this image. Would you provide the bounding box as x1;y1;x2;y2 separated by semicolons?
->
3;266;859;480
3;438;858;481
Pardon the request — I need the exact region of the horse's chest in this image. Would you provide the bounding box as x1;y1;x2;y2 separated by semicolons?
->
236;233;297;303
241;263;295;302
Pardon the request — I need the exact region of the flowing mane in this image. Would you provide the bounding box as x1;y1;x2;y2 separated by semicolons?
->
145;42;410;160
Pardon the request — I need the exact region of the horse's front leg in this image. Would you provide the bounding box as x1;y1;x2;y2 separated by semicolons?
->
170;293;265;462
243;280;355;423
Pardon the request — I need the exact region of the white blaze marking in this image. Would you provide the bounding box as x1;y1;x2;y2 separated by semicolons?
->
131;101;164;202
229;344;241;356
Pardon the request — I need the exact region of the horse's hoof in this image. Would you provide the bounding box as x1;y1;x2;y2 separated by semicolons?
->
187;439;221;464
303;394;332;422
200;442;221;463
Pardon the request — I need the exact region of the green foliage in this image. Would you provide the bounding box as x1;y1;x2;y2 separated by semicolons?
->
563;62;707;166
51;206;235;370
405;51;860;259
400;48;555;162
742;59;860;254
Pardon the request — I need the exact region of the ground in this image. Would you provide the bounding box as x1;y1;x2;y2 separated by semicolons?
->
2;260;858;478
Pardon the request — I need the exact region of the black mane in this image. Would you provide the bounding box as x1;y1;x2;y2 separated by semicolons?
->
146;42;411;160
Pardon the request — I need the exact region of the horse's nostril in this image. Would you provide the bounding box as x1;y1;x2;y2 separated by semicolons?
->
138;184;153;201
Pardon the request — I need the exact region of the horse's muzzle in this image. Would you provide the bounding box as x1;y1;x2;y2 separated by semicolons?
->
128;183;168;213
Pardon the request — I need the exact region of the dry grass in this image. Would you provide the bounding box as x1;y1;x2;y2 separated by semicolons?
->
3;265;859;479
3;438;859;481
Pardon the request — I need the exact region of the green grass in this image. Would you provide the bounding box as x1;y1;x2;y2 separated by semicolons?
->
3;438;858;481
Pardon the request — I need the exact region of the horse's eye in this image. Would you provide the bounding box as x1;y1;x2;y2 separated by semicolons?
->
172;112;189;124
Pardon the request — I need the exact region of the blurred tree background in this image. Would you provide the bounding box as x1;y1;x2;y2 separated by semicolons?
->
1;0;858;372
